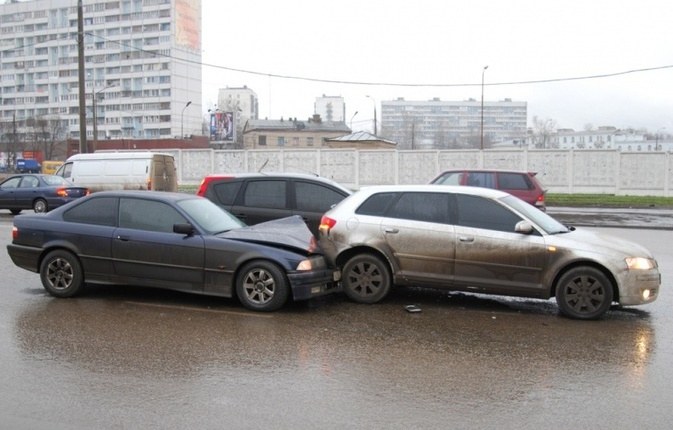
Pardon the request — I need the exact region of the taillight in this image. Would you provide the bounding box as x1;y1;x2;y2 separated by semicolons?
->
56;187;68;197
12;226;18;241
319;216;337;234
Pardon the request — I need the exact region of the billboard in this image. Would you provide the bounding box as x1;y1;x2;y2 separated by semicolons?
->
210;111;234;142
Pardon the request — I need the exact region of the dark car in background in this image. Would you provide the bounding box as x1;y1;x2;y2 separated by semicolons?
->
6;191;338;312
197;173;351;236
318;185;660;319
430;169;547;210
0;174;89;214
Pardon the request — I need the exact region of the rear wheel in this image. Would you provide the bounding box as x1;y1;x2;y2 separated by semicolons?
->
39;250;84;298
33;198;48;213
555;266;613;319
342;254;391;304
236;261;289;312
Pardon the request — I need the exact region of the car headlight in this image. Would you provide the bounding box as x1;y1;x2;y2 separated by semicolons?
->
625;257;656;270
296;256;326;271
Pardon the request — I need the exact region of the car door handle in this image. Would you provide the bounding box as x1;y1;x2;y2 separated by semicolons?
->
116;235;130;241
459;236;474;243
384;227;399;234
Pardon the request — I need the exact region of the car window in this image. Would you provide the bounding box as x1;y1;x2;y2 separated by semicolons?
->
63;197;118;226
1;177;21;189
356;192;398;216
119;198;187;233
19;176;39;188
433;171;463;185
212;180;243;206
465;172;496;189
387;192;450;224
242;180;286;209
43;175;70;186
454;194;522;232
294;181;345;212
498;173;531;190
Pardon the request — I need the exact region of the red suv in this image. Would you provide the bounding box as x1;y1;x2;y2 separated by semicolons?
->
430;169;546;210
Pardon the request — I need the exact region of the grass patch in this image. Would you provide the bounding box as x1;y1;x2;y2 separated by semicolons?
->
546;193;673;208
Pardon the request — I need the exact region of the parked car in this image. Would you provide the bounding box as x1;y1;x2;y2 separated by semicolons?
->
6;191;338;312
197;173;352;236
318;185;660;319
430;169;547;210
0;174;90;214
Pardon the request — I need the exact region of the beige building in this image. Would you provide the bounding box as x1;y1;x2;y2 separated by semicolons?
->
325;131;396;149
242;115;351;149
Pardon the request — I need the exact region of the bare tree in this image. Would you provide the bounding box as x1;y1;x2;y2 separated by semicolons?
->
531;116;557;149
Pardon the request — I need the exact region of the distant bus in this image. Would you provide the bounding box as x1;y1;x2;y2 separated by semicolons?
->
41;160;64;175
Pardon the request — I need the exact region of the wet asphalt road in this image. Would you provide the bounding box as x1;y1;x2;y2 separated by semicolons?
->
1;210;672;429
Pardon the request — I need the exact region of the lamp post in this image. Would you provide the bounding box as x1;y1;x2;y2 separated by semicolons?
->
656;127;666;151
350;111;358;130
480;65;488;150
181;101;192;141
366;95;377;135
92;84;115;152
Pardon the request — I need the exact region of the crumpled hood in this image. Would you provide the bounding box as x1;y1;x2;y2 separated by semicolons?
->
220;215;320;254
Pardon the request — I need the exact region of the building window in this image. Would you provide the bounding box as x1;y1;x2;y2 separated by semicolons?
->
258;135;266;146
277;136;285;147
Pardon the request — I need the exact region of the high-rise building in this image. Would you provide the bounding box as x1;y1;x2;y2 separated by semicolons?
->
0;0;202;146
380;98;527;149
314;95;345;122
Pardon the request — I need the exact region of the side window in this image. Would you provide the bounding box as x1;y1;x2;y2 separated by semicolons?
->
434;171;463;185
19;176;39;188
63;197;118;226
466;172;496;189
455;194;522;232
212;181;243;206
119;198;187;233
387;192;449;224
498;173;531;190
242;180;286;209
294;181;346;212
356;192;398;216
1;177;22;189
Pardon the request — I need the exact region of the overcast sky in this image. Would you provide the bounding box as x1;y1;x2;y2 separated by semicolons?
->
201;0;673;133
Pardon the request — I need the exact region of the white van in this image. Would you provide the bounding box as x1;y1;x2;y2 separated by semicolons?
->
55;152;178;192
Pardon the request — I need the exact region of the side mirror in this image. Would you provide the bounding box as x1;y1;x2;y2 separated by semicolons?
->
173;223;195;236
514;220;534;234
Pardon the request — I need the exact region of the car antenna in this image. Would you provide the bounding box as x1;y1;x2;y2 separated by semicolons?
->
258;159;268;173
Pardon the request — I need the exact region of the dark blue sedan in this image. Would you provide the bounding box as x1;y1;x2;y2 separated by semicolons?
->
7;191;339;311
0;174;89;214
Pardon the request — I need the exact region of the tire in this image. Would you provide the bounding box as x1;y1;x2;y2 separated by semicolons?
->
33;198;48;213
10;209;21;215
236;261;289;312
342;254;391;304
555;266;614;320
39;250;84;298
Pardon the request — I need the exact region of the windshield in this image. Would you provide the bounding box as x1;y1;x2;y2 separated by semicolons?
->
501;195;569;234
177;197;245;235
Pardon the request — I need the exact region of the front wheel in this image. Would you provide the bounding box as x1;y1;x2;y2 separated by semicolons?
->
555;266;614;319
33;198;48;213
40;250;84;298
236;261;289;312
342;254;391;304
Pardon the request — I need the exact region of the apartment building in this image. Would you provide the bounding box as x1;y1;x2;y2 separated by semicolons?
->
314;95;345;122
0;0;202;148
380;97;527;149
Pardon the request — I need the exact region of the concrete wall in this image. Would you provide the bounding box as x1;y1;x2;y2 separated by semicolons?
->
162;148;672;195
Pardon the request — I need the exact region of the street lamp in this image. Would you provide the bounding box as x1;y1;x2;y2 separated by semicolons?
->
92;84;115;152
480;65;488;150
366;95;377;135
656;127;666;150
350;111;358;130
181;101;192;141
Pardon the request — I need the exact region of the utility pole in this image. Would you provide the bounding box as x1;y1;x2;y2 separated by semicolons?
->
77;0;87;154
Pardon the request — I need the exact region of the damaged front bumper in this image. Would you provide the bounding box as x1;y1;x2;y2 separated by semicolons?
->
287;268;342;301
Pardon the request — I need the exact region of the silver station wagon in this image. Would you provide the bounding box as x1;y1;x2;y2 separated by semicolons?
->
318;185;660;319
